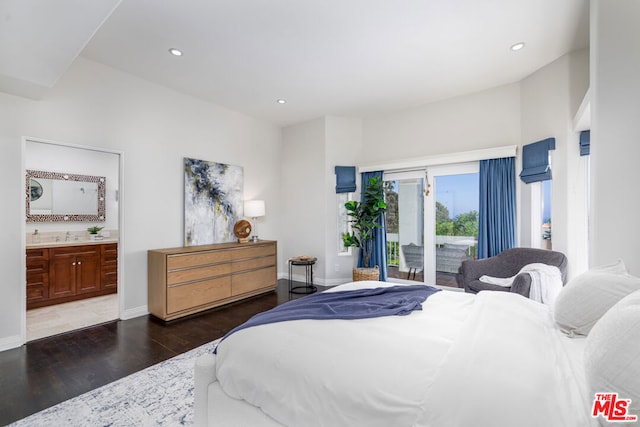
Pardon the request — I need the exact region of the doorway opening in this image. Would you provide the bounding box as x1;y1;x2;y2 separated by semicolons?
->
427;164;479;287
384;170;425;283
384;162;479;288
24;138;122;342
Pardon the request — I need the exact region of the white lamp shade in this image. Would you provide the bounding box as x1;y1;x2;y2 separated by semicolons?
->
244;200;265;218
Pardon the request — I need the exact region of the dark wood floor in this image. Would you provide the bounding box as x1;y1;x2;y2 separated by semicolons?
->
0;279;319;426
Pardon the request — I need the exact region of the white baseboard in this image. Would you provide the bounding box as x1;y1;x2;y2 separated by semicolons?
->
321;277;353;286
120;305;149;320
0;334;23;352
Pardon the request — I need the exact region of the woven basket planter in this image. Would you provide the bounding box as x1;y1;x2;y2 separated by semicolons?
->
352;266;380;281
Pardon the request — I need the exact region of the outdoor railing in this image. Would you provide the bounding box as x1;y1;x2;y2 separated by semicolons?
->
387;233;478;269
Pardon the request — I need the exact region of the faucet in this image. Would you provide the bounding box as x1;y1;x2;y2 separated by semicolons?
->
55;235;60;242
65;231;71;242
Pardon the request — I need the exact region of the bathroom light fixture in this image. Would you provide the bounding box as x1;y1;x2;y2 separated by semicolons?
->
277;99;286;104
169;48;183;56
510;42;525;51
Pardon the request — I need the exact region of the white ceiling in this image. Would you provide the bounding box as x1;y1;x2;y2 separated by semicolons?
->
0;0;121;99
2;0;589;127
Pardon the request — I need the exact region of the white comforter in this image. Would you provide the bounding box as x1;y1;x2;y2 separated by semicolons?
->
214;281;594;427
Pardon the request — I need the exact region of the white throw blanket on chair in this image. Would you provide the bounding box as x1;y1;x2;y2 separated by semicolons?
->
479;263;563;306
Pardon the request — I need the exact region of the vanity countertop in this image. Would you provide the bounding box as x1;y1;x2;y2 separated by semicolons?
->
27;238;119;249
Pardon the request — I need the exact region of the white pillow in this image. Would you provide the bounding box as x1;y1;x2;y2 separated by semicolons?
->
554;260;640;336
584;289;640;423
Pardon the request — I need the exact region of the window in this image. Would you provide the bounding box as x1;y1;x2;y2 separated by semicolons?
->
337;193;352;255
383;171;425;281
542;179;552;249
427;163;479;285
531;179;552;250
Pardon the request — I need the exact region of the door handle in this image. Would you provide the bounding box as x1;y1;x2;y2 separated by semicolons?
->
72;262;76;266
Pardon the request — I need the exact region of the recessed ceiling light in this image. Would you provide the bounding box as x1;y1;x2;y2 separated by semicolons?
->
510;42;525;52
277;99;286;104
169;48;183;56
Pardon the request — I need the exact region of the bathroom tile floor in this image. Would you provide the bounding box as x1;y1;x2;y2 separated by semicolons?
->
27;294;119;341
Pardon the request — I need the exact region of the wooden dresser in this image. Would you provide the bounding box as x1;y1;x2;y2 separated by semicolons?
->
147;240;277;321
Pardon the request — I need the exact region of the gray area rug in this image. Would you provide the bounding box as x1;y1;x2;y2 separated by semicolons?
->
11;340;219;426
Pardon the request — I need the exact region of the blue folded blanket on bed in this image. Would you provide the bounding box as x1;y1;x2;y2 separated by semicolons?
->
215;285;440;351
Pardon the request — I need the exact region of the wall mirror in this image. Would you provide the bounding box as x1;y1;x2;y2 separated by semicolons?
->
26;170;106;222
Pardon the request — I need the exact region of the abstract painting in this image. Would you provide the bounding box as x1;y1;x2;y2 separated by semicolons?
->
184;158;243;246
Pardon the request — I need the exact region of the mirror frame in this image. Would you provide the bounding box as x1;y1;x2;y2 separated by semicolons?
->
26;169;106;223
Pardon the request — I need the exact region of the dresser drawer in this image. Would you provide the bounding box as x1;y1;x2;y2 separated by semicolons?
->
232;266;277;296
231;255;276;273
231;245;276;260
167;250;234;270
167;277;231;314
167;262;231;285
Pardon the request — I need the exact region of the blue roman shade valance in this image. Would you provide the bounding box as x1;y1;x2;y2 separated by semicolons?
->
335;166;356;193
580;130;590;156
520;138;556;183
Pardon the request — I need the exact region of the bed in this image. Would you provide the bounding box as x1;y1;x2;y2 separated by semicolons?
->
194;270;640;427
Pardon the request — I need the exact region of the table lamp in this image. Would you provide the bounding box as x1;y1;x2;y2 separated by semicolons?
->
244;200;265;242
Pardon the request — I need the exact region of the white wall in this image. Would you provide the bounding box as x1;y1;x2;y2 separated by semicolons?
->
520;49;590;278
0;57;282;350
590;0;640;274
362;83;522;165
279;116;363;285
280;118;326;281
324;116;363;284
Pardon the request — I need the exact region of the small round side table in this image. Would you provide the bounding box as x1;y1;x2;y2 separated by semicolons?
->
288;256;318;294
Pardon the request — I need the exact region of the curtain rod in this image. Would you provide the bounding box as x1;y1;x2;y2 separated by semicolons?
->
358;145;517;173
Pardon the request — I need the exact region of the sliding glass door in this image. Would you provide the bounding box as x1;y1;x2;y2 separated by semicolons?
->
425;163;479;286
384;163;478;287
384;171;425;282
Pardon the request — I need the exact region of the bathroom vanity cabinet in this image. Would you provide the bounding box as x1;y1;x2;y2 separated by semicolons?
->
26;242;118;309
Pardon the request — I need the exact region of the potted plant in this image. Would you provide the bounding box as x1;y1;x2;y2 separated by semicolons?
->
87;225;104;240
342;176;387;281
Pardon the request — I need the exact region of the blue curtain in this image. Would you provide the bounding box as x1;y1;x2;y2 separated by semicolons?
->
358;171;387;281
478;157;516;259
579;130;590;156
335;166;356;193
519;137;555;183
